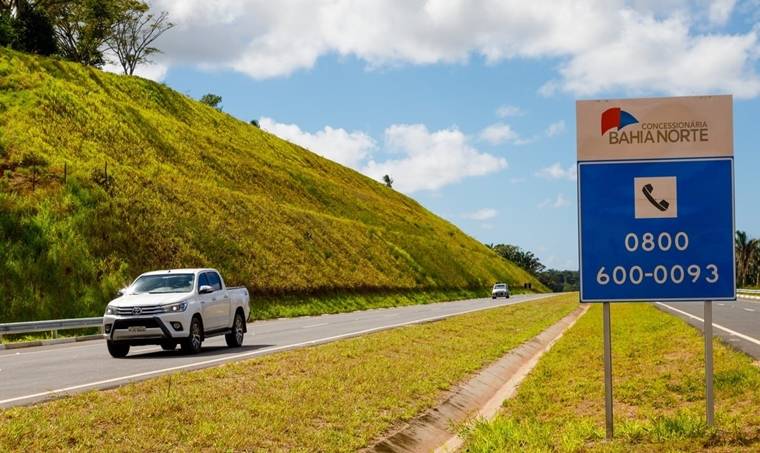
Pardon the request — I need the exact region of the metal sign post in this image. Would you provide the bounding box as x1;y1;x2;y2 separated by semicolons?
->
603;302;613;439
576;95;735;437
705;300;714;426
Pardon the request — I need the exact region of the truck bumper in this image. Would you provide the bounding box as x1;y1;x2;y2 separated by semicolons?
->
103;314;188;343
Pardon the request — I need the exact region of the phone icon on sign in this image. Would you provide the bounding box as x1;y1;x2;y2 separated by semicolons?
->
634;176;677;219
642;184;670;212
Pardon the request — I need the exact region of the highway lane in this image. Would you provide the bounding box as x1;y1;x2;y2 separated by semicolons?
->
657;297;760;360
0;293;553;408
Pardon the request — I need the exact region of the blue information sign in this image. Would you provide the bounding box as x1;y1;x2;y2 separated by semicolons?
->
578;158;735;302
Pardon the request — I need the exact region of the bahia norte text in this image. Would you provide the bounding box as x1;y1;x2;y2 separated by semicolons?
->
608;121;709;144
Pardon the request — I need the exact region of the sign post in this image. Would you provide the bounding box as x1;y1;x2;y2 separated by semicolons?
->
705;301;714;426
576;95;735;436
603;302;613;439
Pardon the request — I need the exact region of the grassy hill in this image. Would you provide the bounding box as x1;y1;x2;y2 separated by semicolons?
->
0;49;545;322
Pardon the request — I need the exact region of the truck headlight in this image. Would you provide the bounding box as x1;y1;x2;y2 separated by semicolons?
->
106;305;116;315
163;302;188;313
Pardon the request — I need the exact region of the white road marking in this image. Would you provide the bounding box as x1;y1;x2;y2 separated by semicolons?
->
0;295;548;406
656;303;760;346
301;323;328;329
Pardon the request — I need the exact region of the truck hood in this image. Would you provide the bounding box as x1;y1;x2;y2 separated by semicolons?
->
109;293;191;307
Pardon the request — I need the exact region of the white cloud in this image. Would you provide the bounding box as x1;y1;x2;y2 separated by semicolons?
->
543;10;760;98
496;105;524;118
261;118;508;193
538;193;569;209
545;120;566;137
463;208;498;220
146;0;760;98
363;124;507;193
542;254;578;270
536;162;577;181
708;0;736;26
479;123;520;145
259;117;376;168
102;60;169;81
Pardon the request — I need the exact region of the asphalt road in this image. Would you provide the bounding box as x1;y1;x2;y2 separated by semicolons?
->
657;297;760;360
0;293;552;408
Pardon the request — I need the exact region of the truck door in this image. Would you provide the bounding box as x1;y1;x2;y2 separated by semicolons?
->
205;271;229;330
197;272;219;330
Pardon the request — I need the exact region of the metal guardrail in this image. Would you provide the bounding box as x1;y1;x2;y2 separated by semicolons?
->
738;289;760;294
0;317;103;340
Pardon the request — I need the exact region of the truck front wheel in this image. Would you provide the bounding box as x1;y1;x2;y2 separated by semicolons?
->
225;311;245;348
107;341;130;358
181;316;203;354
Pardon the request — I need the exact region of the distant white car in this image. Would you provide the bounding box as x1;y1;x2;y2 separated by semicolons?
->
103;268;250;358
491;283;510;299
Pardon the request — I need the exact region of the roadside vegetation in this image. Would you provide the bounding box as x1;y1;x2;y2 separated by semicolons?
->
736;230;760;288
0;48;544;322
0;294;577;451
488;243;579;292
462;303;760;451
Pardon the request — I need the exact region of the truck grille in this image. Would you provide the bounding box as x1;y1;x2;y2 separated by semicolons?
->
115;305;164;316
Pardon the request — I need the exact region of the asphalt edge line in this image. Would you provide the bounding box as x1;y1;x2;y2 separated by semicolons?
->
0;294;555;407
655;302;760;346
434;304;590;453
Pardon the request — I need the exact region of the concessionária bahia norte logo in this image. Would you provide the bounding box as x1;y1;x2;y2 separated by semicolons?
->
600;107;709;145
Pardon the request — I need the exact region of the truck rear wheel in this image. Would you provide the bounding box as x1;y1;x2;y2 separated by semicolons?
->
225;312;245;348
107;341;130;358
181;316;203;354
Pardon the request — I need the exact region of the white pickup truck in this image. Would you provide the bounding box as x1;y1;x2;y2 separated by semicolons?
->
103;268;250;358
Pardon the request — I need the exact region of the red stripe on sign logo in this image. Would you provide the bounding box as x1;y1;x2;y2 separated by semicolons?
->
601;107;621;135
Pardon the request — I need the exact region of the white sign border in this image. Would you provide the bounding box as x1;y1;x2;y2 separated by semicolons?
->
577;156;736;303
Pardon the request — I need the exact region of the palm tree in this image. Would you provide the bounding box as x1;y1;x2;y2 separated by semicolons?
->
735;231;758;287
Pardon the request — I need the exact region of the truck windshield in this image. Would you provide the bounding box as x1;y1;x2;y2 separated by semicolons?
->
494;284;507;289
130;274;195;294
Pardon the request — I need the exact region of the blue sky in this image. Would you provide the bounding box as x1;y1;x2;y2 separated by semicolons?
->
124;0;760;270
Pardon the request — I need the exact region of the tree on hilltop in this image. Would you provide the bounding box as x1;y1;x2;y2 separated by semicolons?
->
106;3;173;75
200;93;222;110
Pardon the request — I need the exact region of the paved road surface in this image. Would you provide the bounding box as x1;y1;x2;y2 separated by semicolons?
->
657;297;760;360
0;293;552;408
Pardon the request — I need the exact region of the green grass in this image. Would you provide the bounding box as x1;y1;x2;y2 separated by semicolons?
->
0;48;545;322
462;303;760;452
0;294;577;452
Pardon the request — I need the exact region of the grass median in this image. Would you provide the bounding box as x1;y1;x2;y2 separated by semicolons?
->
463;303;760;452
0;294;577;452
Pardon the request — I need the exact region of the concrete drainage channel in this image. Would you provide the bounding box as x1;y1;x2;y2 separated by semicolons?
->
367;304;590;453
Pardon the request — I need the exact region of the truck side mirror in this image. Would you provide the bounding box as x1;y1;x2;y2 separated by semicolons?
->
199;285;214;294
117;287;128;297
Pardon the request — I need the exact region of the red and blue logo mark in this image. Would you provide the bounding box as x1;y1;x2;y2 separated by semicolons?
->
601;108;638;135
